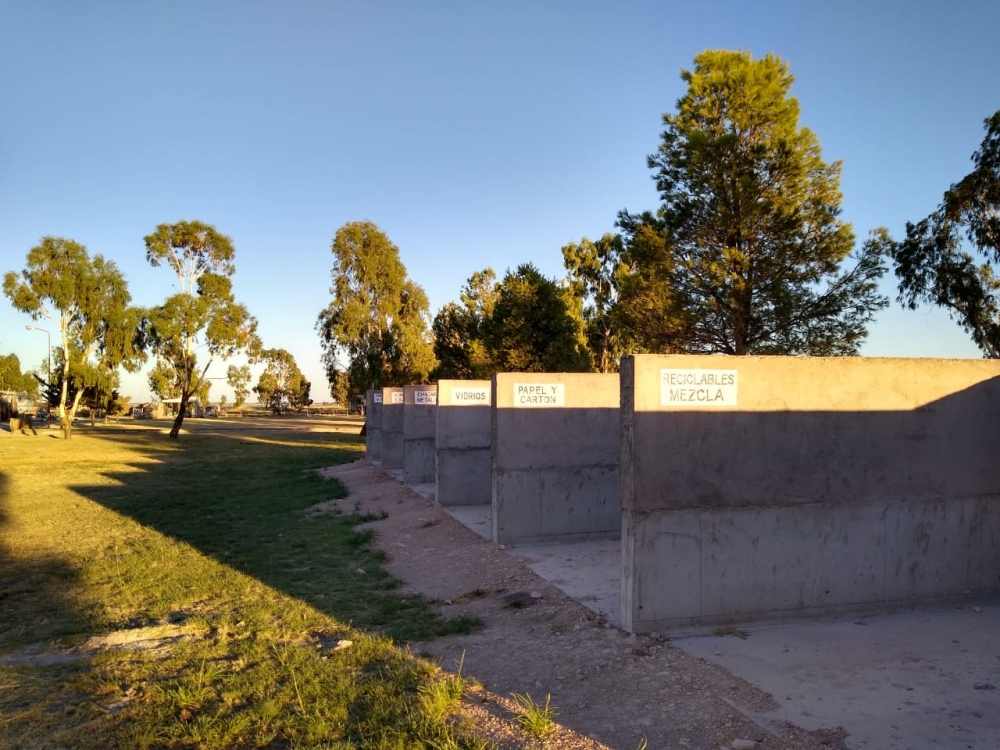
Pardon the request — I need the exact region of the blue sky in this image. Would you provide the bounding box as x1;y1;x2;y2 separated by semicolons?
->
2;0;998;402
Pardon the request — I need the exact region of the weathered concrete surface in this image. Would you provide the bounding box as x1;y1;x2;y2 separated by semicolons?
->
620;354;1000;633
492;372;620;545
675;604;1000;750
403;384;437;484
365;389;383;462
437;379;492;506
380;387;405;470
445;504;492;540
386;461;1000;750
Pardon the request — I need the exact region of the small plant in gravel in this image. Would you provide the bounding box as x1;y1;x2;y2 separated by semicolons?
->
510;692;556;738
455;588;489;602
418;673;467;723
710;626;749;639
419;651;473;724
352;508;390;523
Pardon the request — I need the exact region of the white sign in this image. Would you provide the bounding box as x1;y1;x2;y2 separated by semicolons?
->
451;386;490;405
513;383;565;407
390;390;404;404
660;369;737;407
373;392;383;404
414;389;437;405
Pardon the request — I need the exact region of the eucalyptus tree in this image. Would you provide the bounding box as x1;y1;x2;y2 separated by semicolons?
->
227;364;253;407
143;221;260;438
618;49;887;355
431;268;498;379
253;348;311;414
317;221;436;400
562;234;630;372
891;109;1000;356
0;353;37;395
3;237;144;438
148;359;210;404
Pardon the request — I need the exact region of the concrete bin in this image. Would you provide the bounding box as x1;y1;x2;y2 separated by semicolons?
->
492;372;621;545
380;387;405;470
403;384;437;484
437;379;492;506
620;354;1000;633
365;389;384;462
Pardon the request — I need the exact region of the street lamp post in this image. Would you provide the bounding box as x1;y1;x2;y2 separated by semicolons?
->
25;325;51;428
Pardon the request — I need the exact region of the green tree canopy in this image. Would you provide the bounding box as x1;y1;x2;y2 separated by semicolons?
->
317;221;436;401
253;348;312;415
3;237;145;438
890;109;1000;356
0;352;38;395
617;49;887;356
484;264;591;372
148;359;210;405
431;268;498;379
562;234;631;372
148;359;182;401
143;221;260;438
328;366;350;411
227;364;252;407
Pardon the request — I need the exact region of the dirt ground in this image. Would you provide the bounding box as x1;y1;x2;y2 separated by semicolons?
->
315;460;849;750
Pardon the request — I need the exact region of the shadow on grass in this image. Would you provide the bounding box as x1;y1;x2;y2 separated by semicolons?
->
0;467;119;746
74;424;478;643
0;470;99;654
0;423;487;749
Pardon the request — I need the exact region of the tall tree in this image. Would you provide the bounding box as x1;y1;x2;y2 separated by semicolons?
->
317;221;436;401
144;221;260;438
328;366;350;411
148;359;211;405
227;364;252;407
431;268;498;379
148;359;182;401
484;263;592;372
79;366;121;425
562;234;631;372
3;237;145;438
0;353;37;395
253;348;312;414
618;49;887;356
890;110;1000;356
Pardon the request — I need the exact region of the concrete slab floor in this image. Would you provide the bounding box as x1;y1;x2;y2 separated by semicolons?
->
444;505;491;541
408;481;436;502
674;605;1000;750
443;507;621;622
441;501;1000;749
505;539;620;624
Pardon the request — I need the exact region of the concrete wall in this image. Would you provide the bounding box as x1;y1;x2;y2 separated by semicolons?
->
492;372;620;545
365;389;383;462
437;379;492;506
620;354;1000;633
380;387;405;471
403;384;437;484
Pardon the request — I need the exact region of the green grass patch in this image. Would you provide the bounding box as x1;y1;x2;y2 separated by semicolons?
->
0;419;482;748
511;692;557;739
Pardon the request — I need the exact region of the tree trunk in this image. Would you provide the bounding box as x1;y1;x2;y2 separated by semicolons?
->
169;392;190;438
61;389;85;440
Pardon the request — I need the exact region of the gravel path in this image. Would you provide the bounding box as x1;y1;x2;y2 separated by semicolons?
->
315;460;849;750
